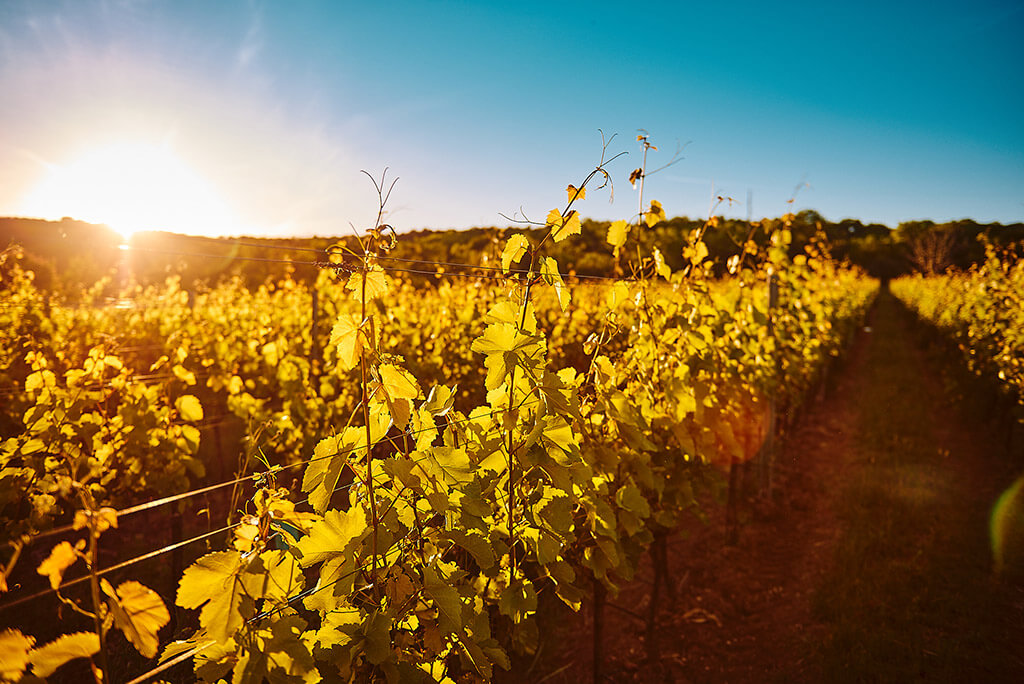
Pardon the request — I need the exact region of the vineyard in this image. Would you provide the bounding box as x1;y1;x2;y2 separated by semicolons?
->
6;152;1020;683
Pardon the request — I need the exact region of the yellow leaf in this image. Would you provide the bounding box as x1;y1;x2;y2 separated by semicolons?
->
653;247;672;279
261;341;280;367
72;507;118;534
102;579;170;659
548;209;582;243
175;395;204;422
37;542;79;590
606;220;629;251
28;632;99;678
0;629;34;681
171;364;196;386
501;234;529;274
346;266;389;305
379;364;421;401
566;184;586;203
540;257;570;312
645;199;666;228
330;313;365;371
605;281;629;310
232;522;260;553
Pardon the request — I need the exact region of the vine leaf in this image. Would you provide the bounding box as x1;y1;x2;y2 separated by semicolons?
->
27;631;100;678
329;313;366;372
566;184;586;202
73;507;118;533
176;550;252;644
101;579;170;658
379;364;421;401
540;257;570;312
295;507;368;568
425;446;473;486
606;219;629;252
547;209;582;243
175;395;204;422
346;265;389;305
36;540;82;590
501;234;529;274
302;428;360;513
645;199;666;228
443;530;495;570
232;613;316;683
421;565;464;637
0;628;34;680
471;323;536;391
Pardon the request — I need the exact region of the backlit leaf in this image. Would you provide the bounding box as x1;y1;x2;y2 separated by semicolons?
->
645;199;666;228
28;632;99;678
330;313;365;372
379;364;421;401
176;550;252;644
346;266;389;305
302;428;361;513
175;395;204;422
566;184;586;202
0;629;34;681
606;219;629;251
423;446;473;486
37;541;79;590
540;257;569;311
501;234;529;274
548;208;582;243
101;579;170;658
295;507;368;567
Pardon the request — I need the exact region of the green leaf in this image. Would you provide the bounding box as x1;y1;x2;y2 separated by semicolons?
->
498;578;537;624
501;234;529;273
443;529;495;570
361;610;392;665
233;613;316;684
421;565;464;636
102;579;170;659
616;484;651;519
175;395;204;422
28;632;99;678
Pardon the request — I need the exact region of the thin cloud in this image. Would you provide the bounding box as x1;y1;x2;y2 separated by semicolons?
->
236;1;264;68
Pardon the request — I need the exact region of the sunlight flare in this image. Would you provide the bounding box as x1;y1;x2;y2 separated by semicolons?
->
19;142;246;238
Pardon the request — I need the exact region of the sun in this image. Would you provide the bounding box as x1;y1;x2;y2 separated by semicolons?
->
19;141;247;239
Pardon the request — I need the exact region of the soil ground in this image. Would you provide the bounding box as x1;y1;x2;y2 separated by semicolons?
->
528;291;1024;683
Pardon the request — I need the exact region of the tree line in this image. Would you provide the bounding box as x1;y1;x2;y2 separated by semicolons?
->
2;212;1022;298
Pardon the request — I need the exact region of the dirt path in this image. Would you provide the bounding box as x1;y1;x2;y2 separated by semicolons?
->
533;291;1024;683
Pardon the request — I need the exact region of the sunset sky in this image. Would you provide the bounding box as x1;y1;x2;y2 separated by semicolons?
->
1;0;1021;237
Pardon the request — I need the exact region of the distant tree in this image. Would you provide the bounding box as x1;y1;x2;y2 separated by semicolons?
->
897;221;958;275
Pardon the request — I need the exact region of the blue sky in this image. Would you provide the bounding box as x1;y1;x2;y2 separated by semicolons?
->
1;0;1021;237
